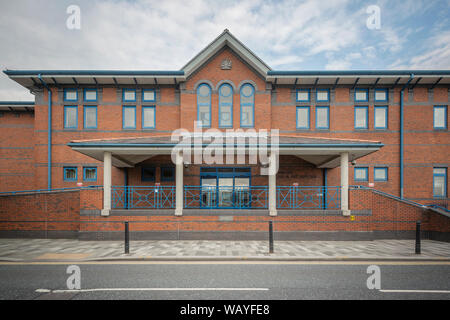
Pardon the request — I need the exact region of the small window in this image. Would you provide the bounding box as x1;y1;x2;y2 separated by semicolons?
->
64;89;78;101
161;167;175;182
123;89;136;102
142;89;156;102
197;83;211;127
142;106;155;129
354;106;368;129
240;83;255;128
84;106;97;129
354;167;368;182
374;106;388;129
83;167;97;181
355;88;368;102
219;83;233;128
316;89;329;102
434;106;447;129
63;167;77;181
296;106;310;129
122;106;136;129
433;168;447;197
374;89;388;102
315;106;329;129
141;167;156;182
296;89;310;102
64;106;78;129
83;89;97;102
374;167;388;181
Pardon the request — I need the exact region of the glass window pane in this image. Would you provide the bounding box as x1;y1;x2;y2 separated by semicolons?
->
297;90;309;101
65;108;77;128
434;168;446;175
375;90;387;101
220;84;232;98
123;90;135;101
434;176;445;196
375;107;387;128
317;90;329;101
374;168;387;180
241;106;253;126
220;105;232;126
84;107;96;128
355;168;367;180
142;167;155;181
65;168;76;180
434;107;446;128
297;107;309;128
355;108;367;128
316;107;328;128
161;167;174;181
84;168;96;180
355;90;367;101
65;90;77;101
85;90;97;101
143;107;155;128
143;90;155;101
123;107;135;128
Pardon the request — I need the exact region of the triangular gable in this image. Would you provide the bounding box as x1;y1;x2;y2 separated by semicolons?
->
181;29;271;78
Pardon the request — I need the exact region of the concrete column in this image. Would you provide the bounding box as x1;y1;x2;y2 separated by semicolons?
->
101;151;112;216
268;152;277;216
340;152;350;216
175;150;183;216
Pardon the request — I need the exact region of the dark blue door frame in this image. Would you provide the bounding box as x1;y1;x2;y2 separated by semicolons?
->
200;167;251;209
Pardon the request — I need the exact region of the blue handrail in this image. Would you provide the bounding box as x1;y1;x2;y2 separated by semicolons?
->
0;185;102;196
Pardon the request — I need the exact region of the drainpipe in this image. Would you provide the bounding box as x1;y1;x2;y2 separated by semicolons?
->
400;74;414;199
38;74;52;190
323;168;328;209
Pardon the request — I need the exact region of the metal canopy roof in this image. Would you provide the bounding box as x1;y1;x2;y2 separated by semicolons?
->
0;101;34;111
266;70;450;86
2;70;185;89
68;135;383;168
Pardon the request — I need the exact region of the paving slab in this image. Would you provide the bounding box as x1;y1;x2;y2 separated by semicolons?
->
0;239;449;262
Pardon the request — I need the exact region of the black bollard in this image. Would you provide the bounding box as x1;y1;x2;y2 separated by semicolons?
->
415;221;421;254
269;221;274;254
124;221;129;254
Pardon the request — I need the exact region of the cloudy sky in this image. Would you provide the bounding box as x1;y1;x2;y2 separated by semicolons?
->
0;0;449;100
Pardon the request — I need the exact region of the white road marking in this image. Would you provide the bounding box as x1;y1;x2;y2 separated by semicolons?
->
36;288;269;293
380;289;450;294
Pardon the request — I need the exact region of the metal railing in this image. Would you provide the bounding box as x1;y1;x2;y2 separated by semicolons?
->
112;186;175;209
277;186;340;209
184;186;268;209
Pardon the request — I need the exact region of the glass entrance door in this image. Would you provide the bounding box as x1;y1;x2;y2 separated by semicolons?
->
201;178;216;207
218;178;233;207
200;168;251;209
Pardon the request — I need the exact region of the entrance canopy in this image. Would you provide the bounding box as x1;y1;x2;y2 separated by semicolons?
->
68;135;383;168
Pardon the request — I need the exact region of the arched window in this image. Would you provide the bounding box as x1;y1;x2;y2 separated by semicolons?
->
197;83;211;127
240;83;254;127
219;83;233;128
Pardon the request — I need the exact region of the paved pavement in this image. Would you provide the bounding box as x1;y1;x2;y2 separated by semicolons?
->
0;239;449;261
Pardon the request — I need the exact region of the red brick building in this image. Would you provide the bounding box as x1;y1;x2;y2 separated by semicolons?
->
0;30;449;240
